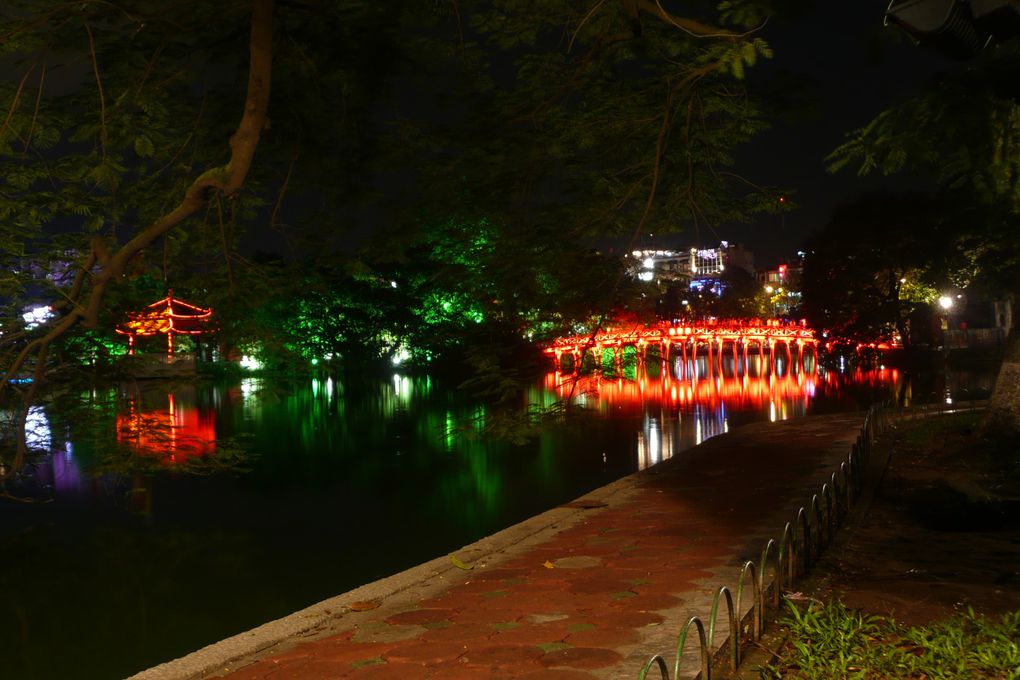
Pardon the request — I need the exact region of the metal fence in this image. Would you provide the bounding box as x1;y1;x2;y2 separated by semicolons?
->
637;398;992;678
637;404;899;680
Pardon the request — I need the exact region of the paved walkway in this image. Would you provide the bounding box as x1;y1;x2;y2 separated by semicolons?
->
137;413;864;680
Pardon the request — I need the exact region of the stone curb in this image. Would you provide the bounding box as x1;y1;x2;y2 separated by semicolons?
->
131;412;873;680
128;465;647;680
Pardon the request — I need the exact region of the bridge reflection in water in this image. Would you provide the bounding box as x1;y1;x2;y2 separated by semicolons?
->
544;355;900;470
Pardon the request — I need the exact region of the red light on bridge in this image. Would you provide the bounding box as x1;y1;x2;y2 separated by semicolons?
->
543;320;820;363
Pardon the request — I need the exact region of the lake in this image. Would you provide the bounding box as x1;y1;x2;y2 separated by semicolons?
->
0;356;997;679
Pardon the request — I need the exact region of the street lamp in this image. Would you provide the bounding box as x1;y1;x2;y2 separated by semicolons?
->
885;0;1020;59
938;294;954;352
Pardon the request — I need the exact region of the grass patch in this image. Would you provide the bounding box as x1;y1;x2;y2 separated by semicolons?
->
895;412;1020;483
899;412;981;446
759;600;1020;679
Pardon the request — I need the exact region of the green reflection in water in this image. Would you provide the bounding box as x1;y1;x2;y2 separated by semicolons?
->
444;411;456;451
7;364;972;680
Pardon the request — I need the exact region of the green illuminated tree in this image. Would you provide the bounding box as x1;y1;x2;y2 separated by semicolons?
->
0;0;808;481
367;214;629;388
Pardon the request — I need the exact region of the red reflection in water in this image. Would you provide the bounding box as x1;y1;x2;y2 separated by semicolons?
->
821;365;901;389
116;393;216;463
546;362;900;411
546;362;900;470
581;370;809;410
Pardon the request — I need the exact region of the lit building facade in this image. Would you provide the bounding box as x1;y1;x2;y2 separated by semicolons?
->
629;240;755;292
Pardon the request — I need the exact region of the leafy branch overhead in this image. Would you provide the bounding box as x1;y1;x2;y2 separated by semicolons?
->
823;43;1020;433
0;0;798;477
1;0;275;483
826;55;1020;212
400;0;784;239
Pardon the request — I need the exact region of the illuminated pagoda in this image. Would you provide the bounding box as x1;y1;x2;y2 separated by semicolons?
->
116;291;214;358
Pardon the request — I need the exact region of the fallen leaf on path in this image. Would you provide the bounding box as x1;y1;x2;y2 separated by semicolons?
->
450;555;474;570
560;499;608;509
347;600;381;612
543;560;556;569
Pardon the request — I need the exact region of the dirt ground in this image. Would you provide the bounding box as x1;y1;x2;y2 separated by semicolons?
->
811;412;1020;627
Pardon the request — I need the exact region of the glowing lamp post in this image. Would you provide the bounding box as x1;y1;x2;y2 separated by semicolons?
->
938;295;954;353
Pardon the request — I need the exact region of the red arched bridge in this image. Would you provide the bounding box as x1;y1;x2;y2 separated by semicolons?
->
543;319;820;372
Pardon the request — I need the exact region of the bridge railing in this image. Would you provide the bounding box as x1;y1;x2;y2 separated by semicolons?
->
545;321;819;351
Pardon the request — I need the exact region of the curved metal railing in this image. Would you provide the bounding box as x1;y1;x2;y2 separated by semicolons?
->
636;400;982;678
637;404;886;679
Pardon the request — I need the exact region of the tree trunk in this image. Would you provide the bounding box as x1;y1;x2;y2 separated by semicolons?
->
0;0;274;485
987;325;1020;433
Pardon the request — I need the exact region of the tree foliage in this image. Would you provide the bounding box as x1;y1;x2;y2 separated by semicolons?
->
0;0;805;481
1;0;277;489
825;39;1020;429
385;0;791;244
800;192;961;348
827;46;1020;214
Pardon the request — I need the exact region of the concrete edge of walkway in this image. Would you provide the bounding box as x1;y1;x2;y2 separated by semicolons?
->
128;463;653;680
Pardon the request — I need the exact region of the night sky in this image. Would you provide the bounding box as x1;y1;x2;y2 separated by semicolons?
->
0;2;962;267
720;0;959;265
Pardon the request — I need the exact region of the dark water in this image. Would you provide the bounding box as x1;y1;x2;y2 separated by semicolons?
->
0;358;997;679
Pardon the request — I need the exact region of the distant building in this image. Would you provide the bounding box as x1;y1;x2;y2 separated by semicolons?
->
942;295;1014;350
628;240;755;294
755;253;805;317
755;258;803;290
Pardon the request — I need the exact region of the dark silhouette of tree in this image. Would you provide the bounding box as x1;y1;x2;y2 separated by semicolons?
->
827;40;1020;431
801;192;958;350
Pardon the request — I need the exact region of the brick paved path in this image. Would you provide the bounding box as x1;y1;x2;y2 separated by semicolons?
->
140;414;863;680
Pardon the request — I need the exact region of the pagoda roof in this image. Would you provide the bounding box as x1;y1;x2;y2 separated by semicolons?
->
116;292;215;337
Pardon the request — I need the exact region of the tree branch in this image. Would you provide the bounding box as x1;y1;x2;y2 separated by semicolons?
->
84;22;108;162
2;0;275;395
0;65;35;145
568;0;610;53
82;0;274;327
23;63;46;153
638;0;737;38
634;84;674;237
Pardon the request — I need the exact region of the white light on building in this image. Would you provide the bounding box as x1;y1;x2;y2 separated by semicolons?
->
22;306;54;330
